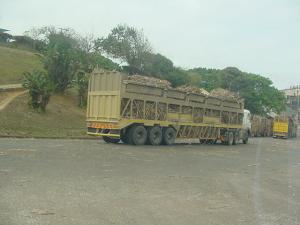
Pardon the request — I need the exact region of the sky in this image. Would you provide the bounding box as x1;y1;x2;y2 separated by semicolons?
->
1;0;299;89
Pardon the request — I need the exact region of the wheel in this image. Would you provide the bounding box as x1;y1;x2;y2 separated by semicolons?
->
242;132;249;144
232;132;239;145
128;125;147;145
226;132;234;145
120;129;129;144
147;126;162;145
162;127;176;145
200;139;206;144
207;140;214;144
103;136;120;144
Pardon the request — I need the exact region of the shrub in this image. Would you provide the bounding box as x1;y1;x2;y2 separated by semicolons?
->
22;70;55;112
73;70;89;108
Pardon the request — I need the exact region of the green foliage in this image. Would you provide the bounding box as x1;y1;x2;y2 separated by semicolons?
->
143;53;174;78
26;26;119;95
79;52;120;73
11;35;46;52
189;67;286;114
73;71;89;108
21;25;285;115
166;68;191;87
95;24;152;73
43;30;81;92
22;70;55;112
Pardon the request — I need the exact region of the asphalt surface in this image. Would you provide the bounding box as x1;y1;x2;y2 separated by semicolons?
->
0;137;300;225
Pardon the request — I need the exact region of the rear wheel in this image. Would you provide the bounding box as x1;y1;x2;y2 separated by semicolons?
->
103;136;120;144
120;129;129;144
128;125;147;145
242;132;249;144
162;127;176;145
147;126;162;145
200;139;206;144
226;132;234;145
232;132;239;145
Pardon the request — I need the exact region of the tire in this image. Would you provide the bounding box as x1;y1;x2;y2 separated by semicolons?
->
242;132;249;144
200;139;206;144
226;132;234;145
120;130;129;144
128;125;147;145
147;126;162;145
103;136;120;144
232;132;239;145
162;127;176;145
207;140;214;144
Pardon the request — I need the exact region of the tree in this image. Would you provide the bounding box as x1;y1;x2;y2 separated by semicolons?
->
43;29;81;92
189;67;286;115
73;70;89;108
166;68;191;87
95;24;152;73
143;53;174;78
22;70;55;112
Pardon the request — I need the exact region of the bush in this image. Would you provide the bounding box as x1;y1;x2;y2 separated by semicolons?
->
22;70;55;112
73;70;89;108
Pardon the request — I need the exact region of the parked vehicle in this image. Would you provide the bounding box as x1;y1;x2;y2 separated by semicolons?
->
251;115;274;137
86;70;250;145
273;115;297;139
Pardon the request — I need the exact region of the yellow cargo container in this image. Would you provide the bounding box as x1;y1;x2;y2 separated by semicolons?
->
86;70;250;145
273;121;288;138
273;115;297;139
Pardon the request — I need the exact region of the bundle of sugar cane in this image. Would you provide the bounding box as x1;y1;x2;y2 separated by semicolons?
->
175;85;209;95
125;75;171;89
210;88;238;99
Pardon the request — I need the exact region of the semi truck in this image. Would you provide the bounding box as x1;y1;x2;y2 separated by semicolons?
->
86;70;251;145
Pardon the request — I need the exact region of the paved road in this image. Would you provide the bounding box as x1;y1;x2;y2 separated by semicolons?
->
0;138;299;225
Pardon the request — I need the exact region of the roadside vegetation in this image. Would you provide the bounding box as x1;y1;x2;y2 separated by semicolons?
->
0;24;287;137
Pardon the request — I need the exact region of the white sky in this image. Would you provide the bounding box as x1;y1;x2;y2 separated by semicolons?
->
1;0;299;89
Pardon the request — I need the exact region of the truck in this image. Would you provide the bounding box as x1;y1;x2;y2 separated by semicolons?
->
251;115;274;137
273;115;297;139
86;70;251;145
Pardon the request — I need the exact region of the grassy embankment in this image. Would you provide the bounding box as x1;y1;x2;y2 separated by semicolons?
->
0;46;90;138
0;45;43;85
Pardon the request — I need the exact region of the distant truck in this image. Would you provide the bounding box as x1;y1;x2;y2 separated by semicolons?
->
86;70;251;145
251;115;274;137
273;116;297;139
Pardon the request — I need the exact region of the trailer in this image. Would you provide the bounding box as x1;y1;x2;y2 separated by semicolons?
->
251;115;274;137
86;70;250;145
273;115;297;139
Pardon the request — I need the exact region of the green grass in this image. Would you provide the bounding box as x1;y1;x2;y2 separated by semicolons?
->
0;46;43;85
0;91;91;138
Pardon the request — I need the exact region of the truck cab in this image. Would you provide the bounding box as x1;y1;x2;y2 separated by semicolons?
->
243;109;251;136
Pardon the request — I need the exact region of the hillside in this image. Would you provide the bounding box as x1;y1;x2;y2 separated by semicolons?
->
0;91;89;138
0;45;43;85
